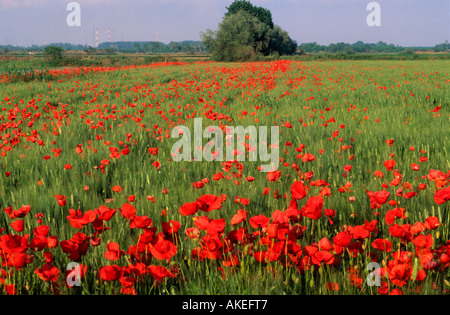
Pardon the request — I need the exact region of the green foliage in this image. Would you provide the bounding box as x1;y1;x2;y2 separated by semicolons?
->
84;46;97;54
202;10;272;61
1;46;10;54
144;55;175;64
202;3;296;62
225;0;274;28
269;25;297;56
297;41;442;55
43;46;64;66
433;41;449;52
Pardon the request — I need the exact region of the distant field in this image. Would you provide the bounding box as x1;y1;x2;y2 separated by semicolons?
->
1;51;449;71
0;52;210;69
0;58;449;295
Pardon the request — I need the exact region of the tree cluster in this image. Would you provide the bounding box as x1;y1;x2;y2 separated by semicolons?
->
201;0;297;61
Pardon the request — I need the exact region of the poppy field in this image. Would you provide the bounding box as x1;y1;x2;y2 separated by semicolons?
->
0;59;449;295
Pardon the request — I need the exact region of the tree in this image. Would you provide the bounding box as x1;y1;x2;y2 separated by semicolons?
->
225;0;273;28
1;46;10;54
202;10;272;61
168;42;182;52
43;46;64;65
133;43;142;53
84;46;97;54
201;1;296;61
269;25;297;56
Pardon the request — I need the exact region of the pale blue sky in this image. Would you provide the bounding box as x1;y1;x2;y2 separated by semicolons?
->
0;0;448;47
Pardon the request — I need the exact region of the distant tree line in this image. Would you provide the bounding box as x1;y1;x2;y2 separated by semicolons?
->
0;40;448;56
98;41;204;54
298;41;449;54
0;41;205;55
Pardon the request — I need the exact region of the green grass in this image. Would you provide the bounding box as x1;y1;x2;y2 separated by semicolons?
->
0;59;449;295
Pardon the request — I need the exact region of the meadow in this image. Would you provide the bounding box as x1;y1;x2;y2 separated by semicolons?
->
0;58;449;295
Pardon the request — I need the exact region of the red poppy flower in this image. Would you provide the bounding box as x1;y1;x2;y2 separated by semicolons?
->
193;216;210;230
383;160;395;171
302;196;323;220
207;219;226;236
231;209;247;226
410;163;420;171
386;139;394;146
29;225;53;251
412;234;433;249
410;222;426;235
4;205;31;219
367;190;390;209
200;235;224;260
197;194;226;212
148;147;159;156
404;191;417;199
95;205;116;221
66;209;96;229
424;216;442;230
302;153;315;163
120;203;137;220
11;220;24;232
192;181;205;189
55;195;67;207
104;242;124;261
179;201;200;216
389;264;411;287
374;170;384;178
35;263;60;282
318;237;332;251
371;239;392;252
185;227;200;239
101;159;110;166
152;160;161;170
320;187;332;197
147;265;174;281
149;233;177;261
112;185;122;193
333;231;353;247
385;208;406;225
266;170;281;182
249;215;270;229
388;224;411;240
324;282;339;291
161;220;181;235
434;187;450;205
4;284;17;295
99;265;122;281
291;180;307;200
59;232;89;261
389;289;404;295
312;250;335;266
129;215;153;229
348;225;371;240
324;209;336;225
213;172;225;181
